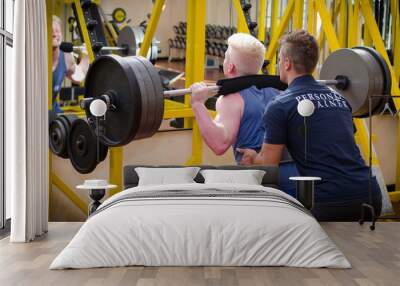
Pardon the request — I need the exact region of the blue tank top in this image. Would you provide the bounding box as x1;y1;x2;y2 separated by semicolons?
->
52;51;67;113
232;86;279;162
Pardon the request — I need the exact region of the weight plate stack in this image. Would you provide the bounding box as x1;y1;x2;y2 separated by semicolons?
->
68;118;108;174
320;48;391;117
49;114;78;158
85;55;142;146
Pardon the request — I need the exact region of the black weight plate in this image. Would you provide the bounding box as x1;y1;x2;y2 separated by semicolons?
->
133;57;159;139
68;119;99;174
49;117;69;158
136;56;164;135
124;57;152;140
98;143;108;162
85;55;141;147
59;114;78;129
137;57;164;137
48;109;57;126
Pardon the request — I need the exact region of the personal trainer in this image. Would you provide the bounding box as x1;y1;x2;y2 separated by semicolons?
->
238;30;382;221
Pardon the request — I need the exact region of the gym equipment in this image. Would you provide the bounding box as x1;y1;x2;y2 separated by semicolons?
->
116;25;159;63
320;47;391;117
68;118;108;174
111;7;127;23
59;86;85;101
60;25;160;63
60;41;125;54
79;47;391;150
49;114;78;158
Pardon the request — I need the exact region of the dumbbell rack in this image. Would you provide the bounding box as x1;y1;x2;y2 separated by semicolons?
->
168;21;187;61
205;24;235;68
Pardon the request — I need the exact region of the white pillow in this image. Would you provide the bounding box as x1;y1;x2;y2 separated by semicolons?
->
200;169;266;185
135;167;201;186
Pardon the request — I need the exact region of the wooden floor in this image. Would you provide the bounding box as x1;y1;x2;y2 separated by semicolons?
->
0;222;399;286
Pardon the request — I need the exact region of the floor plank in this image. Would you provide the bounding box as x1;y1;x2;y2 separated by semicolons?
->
0;222;399;286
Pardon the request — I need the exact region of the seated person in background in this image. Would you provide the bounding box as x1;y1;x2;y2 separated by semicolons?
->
238;30;382;221
190;33;299;195
52;15;89;113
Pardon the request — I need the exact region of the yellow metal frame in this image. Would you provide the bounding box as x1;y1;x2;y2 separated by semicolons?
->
307;0;316;35
267;0;279;75
73;0;95;62
293;0;304;30
338;0;348;47
233;0;251;34
265;0;295;63
139;0;165;58
51;172;87;214
257;0;267;42
184;0;207;165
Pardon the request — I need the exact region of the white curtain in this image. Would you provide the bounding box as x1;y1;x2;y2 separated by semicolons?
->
7;0;49;242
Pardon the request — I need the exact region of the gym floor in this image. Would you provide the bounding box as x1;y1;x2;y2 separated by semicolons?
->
1;222;399;286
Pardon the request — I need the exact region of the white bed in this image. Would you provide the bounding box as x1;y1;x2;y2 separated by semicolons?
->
50;183;350;269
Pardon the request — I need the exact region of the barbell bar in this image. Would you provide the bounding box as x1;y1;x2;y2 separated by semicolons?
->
60;25;160;62
163;76;349;98
80;47;391;148
60;41;127;53
80;73;348;101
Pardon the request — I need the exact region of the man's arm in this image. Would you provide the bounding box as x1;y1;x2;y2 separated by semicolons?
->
65;53;89;84
238;143;284;165
191;82;243;155
238;98;286;165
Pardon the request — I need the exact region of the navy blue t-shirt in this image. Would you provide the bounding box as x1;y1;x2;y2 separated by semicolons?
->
263;75;379;202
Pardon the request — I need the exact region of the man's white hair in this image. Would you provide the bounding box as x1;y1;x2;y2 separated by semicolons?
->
226;33;266;75
53;15;62;27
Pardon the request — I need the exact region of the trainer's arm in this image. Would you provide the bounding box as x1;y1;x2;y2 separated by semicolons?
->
191;82;243;155
238;98;286;165
237;143;284;165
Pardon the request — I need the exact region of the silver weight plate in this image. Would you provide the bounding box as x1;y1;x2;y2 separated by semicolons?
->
320;48;385;117
117;25;159;62
117;26;144;56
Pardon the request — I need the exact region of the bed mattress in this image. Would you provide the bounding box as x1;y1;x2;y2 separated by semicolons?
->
50;183;350;269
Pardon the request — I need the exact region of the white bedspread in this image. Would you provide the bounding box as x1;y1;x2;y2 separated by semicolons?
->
50;183;351;269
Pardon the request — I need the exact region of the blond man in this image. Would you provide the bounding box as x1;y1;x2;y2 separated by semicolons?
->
190;33;279;163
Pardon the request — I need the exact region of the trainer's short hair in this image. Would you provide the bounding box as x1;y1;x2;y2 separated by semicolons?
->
226;33;266;75
279;30;319;74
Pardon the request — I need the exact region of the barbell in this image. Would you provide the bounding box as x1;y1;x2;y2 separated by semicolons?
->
60;25;160;63
79;46;391;150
